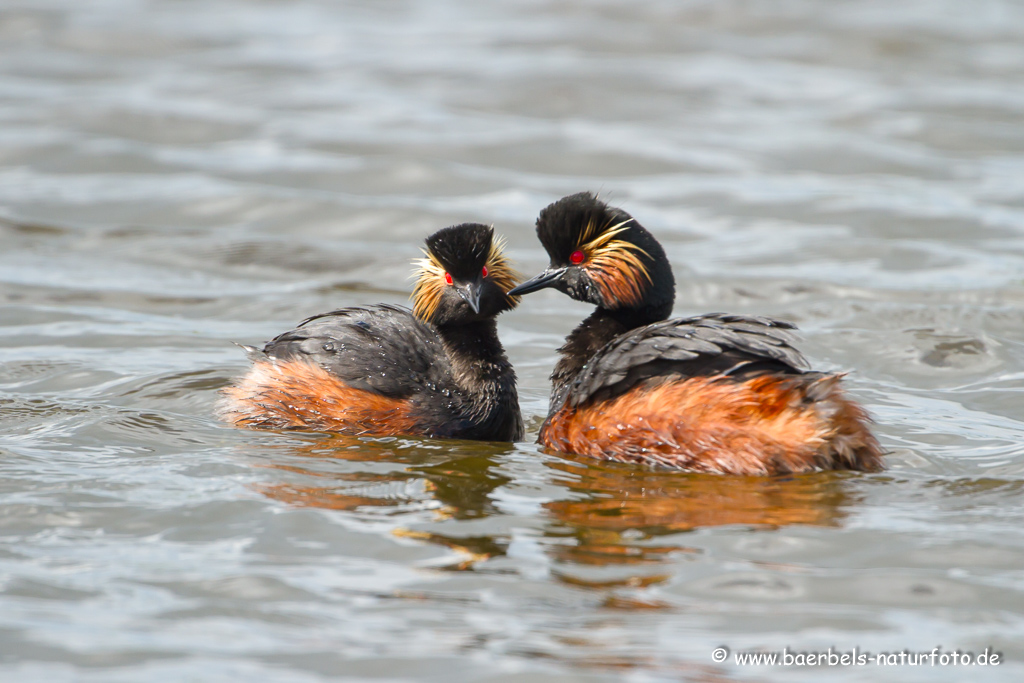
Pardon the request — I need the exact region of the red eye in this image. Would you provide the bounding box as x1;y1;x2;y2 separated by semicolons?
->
481;266;488;278
569;250;585;265
444;272;453;285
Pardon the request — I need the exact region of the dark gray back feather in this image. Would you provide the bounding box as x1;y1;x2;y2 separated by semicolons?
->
562;313;809;409
263;304;452;399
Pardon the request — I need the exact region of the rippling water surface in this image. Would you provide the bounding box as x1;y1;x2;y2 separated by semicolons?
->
3;1;1024;681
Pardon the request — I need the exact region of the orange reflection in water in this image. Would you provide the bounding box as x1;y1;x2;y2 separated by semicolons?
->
251;434;854;576
547;453;850;531
255;435;514;569
543;453;852;570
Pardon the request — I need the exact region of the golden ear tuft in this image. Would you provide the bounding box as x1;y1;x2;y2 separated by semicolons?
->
411;251;446;321
485;233;523;307
578;217;652;307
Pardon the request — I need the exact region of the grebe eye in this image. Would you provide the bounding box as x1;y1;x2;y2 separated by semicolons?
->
444;272;453;285
481;266;488;278
569;250;586;265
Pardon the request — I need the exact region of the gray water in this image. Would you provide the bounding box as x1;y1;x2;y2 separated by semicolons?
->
2;1;1024;681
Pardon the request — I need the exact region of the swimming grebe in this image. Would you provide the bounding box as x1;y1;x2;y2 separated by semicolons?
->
220;223;524;442
507;192;883;475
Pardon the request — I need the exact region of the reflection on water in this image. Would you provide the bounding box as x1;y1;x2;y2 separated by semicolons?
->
256;435;512;517
257;437;515;570
545;455;849;534
544;456;851;575
256;438;853;582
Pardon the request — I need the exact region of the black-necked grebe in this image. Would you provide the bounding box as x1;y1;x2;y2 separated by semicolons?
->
220;223;524;442
508;192;883;475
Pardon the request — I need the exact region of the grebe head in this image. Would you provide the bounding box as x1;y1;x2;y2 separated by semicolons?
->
508;192;675;314
412;223;521;326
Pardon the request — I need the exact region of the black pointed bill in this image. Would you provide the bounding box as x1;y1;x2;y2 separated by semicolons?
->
507;267;566;297
456;283;482;314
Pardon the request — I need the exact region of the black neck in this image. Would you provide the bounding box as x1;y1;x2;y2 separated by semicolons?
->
551;303;671;408
436;320;523;441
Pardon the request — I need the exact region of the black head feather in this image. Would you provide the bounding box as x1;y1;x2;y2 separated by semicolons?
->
531;192;675;315
414;223;519;326
426;223;493;280
535;192;611;262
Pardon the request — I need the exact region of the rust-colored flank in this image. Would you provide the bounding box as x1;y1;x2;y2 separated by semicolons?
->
540;375;883;476
220;359;419;436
